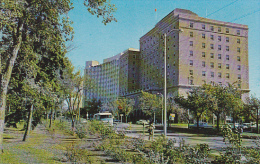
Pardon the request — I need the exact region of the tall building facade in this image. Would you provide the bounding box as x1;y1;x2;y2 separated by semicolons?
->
84;48;140;104
139;8;249;99
84;8;249;103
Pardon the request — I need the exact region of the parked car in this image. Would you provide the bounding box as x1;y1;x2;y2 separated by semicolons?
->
189;122;213;129
136;120;149;125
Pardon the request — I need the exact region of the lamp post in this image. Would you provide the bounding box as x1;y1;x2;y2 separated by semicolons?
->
163;28;183;137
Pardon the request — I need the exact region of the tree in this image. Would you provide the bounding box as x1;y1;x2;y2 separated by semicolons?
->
0;0;117;152
83;98;102;117
202;83;243;132
116;98;134;123
175;87;210;133
245;95;260;133
139;91;161;123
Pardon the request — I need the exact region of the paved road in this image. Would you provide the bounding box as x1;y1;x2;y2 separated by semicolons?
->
114;123;256;151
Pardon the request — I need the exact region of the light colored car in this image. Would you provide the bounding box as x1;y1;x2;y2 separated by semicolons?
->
189;122;213;129
136;120;149;125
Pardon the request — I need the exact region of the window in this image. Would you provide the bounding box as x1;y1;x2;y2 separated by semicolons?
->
210;62;214;68
237;65;241;70
190;70;193;75
218;63;221;69
202;43;206;48
133;61;135;65
226;73;230;78
218;72;222;78
190;60;193;66
202;24;205;29
218;27;221;32
210;53;214;58
226;46;229;51
189;79;194;85
237;56;241;61
202;71;206;76
226;28;229;33
190;41;193;46
210;26;214;31
218;45;221;50
202;52;206;57
202;61;206;67
133;55;136;58
190;51;193;56
210;44;214;49
237;38;240;44
210;35;214;40
218;54;221;59
190;32;193;37
202;33;205;39
226;55;229;60
190;22;194;28
237;30;240;35
238;83;241;89
237;47;240;53
226;64;230;69
211;72;214;77
238;74;241;80
218;36;221;41
226;37;229;42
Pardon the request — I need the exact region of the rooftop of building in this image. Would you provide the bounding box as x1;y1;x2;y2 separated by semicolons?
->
85;48;140;68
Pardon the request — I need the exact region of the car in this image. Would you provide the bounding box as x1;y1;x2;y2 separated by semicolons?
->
189;122;213;129
136;120;149;125
113;119;120;124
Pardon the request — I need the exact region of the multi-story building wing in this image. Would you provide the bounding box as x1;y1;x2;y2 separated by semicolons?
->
84;54;121;104
139;8;249;99
119;48;141;96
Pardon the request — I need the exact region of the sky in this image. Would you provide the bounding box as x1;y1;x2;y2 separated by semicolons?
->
67;0;260;98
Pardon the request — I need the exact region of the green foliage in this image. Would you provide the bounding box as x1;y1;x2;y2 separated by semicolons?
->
84;0;117;25
65;142;94;163
87;120;116;139
139;91;161;117
82;98;102;116
116;97;135;122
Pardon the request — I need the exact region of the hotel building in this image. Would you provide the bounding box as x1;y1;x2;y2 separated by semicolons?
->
84;8;249;103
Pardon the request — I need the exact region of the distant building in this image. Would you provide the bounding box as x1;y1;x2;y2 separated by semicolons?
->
84;8;249;104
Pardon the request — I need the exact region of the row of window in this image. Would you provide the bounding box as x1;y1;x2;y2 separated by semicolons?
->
190;41;241;52
190;60;241;70
190;51;241;61
197;71;241;79
190;32;241;43
190;22;241;35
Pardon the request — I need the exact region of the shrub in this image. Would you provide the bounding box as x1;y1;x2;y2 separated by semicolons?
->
64;142;94;163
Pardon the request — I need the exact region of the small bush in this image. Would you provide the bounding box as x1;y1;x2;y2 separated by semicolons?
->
64;142;94;163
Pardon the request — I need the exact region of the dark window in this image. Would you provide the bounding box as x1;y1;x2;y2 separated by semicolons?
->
202;24;205;29
218;54;221;59
190;22;194;28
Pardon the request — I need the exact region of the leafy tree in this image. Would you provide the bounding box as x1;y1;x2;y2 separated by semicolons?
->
202;84;234;132
82;98;102;117
245;95;260;133
175;87;210;133
101;99;118;119
0;0;117;152
139;91;161;122
116;98;134;123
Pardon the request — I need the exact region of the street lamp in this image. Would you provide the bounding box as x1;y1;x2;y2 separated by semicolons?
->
163;28;183;137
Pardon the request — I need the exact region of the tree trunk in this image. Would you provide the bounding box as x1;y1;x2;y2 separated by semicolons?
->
196;117;200;133
23;105;33;141
0;22;23;153
216;114;220;132
257;107;259;134
125;115;127;123
49;109;52;128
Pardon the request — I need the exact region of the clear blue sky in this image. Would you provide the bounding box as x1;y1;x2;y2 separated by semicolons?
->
67;0;260;98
